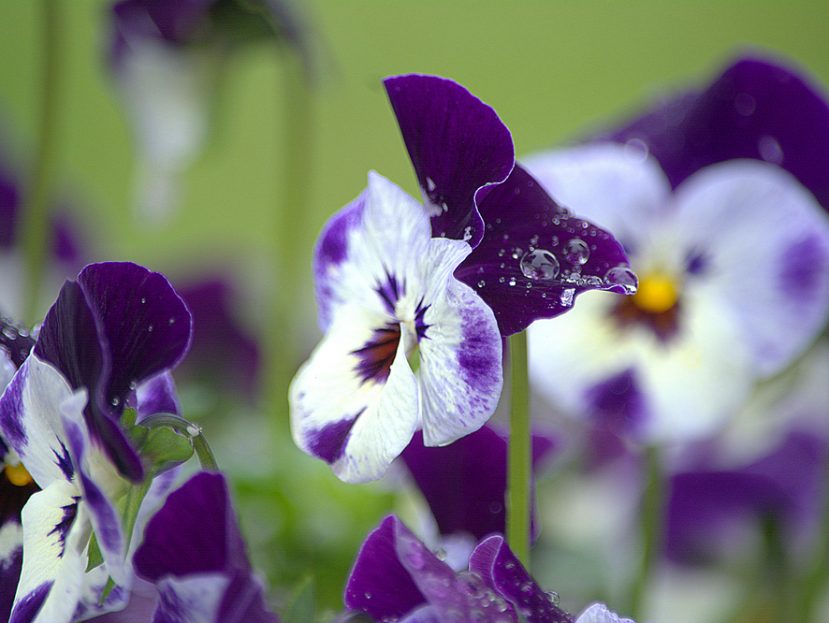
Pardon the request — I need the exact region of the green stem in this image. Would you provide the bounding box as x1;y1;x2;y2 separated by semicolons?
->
267;49;314;432
629;445;665;619
140;413;219;471
21;0;63;324
506;331;531;566
799;451;829;622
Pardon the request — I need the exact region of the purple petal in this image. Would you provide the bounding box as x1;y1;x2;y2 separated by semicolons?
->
606;56;829;210
176;278;261;401
134;472;249;581
401;426;557;541
217;570;279;623
384;74;514;246
0;319;35;371
344;516;425;621
469;535;573;623
135;372;181;420
456;165;632;336
33;278;143;481
0;527;23;623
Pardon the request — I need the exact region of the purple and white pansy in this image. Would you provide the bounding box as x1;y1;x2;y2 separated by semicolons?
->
344;514;633;623
293;74;633;482
132;471;279;623
525;57;829;443
0;262;192;623
108;0;313;221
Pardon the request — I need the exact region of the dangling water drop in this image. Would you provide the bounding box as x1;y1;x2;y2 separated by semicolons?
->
519;249;560;281
564;238;590;265
604;266;639;294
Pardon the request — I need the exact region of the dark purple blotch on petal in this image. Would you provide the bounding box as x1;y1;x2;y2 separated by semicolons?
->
344;516;426;621
307;414;360;465
777;233;829;300
9;580;53;623
456;165;632;336
47;500;79;558
584;369;647;437
52;439;74;481
402;426;556;541
605;57;829;210
469;535;573;623
384;74;515;247
352;324;401;385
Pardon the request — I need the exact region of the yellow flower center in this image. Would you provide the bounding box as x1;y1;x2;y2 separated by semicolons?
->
4;462;34;487
632;272;679;314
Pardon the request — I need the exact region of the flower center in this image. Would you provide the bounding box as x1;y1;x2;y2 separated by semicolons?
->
631;272;679;314
4;462;33;487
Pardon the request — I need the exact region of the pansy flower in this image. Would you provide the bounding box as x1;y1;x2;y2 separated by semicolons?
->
0;262;192;622
344;514;633;623
108;0;314;221
292;75;631;483
401;425;556;556
132;470;278;623
525;57;829;442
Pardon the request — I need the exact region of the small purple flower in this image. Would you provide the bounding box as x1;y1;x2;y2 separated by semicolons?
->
0;262;192;623
132;471;279;623
294;75;631;483
401;425;557;544
344;515;632;623
108;0;314;221
526;56;829;442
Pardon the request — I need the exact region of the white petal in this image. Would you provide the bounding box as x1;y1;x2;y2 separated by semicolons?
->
673;160;829;375
575;603;635;623
290;307;419;483
12;480;87;623
0;355;83;487
522;142;672;252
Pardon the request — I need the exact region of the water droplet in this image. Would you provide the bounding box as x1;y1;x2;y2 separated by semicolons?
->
734;92;756;117
110;396;120;407
426;177;436;192
508;277;517;287
564;238;590;265
545;591;560;605
435;547;447;561
498;277;505;284
498;248;506;257
147;324;154;333
560;288;575;306
604;266;639;294
758;135;784;164
168;317;176;325
477;280;486;288
510;247;523;260
140;297;146;304
624;137;649;163
520;249;560;281
363;591;373;600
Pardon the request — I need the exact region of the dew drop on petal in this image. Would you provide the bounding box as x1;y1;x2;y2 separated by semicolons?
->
758;135;784;164
560;288;575;306
624;137;649;163
477;280;486;288
604;265;639;294
520;249;560;281
564;238;590;265
508;277;517;287
426;177;436;192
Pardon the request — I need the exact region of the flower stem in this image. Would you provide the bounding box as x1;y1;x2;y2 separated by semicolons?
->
21;0;63;324
267;49;314;432
799;448;829;622
507;330;531;566
628;445;664;619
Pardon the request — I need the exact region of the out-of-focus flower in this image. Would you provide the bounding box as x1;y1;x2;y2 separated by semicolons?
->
132;470;279;623
0;156;85;319
344;515;632;623
526;57;829;443
292;74;632;483
401;425;556;548
108;0;314;221
175;276;262;404
666;428;827;565
0;262;192;622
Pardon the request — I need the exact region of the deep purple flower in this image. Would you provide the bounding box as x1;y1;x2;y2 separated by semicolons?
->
0;262;192;623
108;0;314;221
175;277;262;403
293;75;631;483
385;75;634;336
666;429;827;565
401;425;557;544
526;56;829;443
133;471;279;623
344;515;632;623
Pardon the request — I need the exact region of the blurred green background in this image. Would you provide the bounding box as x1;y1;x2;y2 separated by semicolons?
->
2;0;829;618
